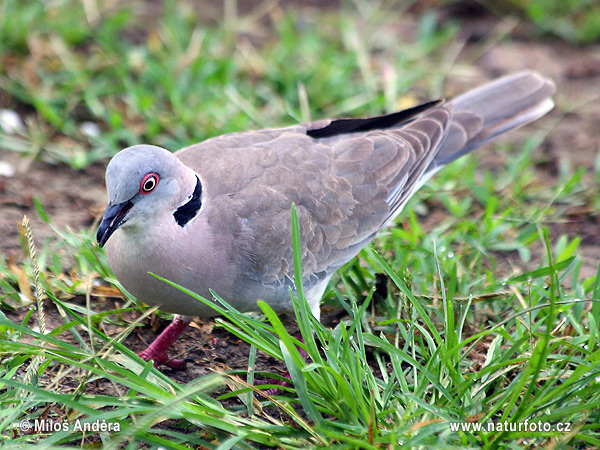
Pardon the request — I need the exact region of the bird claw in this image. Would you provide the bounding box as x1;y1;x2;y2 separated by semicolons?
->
138;349;192;370
254;374;292;396
135;315;193;370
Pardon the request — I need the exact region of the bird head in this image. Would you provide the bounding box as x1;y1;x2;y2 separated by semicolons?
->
97;145;199;247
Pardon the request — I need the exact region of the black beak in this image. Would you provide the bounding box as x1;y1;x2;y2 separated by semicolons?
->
97;201;133;248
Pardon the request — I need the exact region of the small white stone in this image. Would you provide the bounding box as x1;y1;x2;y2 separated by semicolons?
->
0;161;15;177
0;109;25;134
80;121;101;138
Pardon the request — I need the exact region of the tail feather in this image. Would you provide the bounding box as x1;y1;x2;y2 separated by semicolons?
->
430;71;556;169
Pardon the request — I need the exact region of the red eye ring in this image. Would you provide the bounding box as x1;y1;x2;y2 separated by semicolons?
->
140;172;159;194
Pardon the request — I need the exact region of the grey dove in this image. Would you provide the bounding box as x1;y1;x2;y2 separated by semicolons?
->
97;71;555;368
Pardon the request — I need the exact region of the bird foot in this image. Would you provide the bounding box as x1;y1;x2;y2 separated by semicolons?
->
254;373;292;396
136;315;192;370
137;347;192;370
254;335;307;396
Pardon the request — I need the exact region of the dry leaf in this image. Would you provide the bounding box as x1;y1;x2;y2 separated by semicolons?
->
8;257;33;301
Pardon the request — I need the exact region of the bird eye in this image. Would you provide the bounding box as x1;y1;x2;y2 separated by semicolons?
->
140;173;159;194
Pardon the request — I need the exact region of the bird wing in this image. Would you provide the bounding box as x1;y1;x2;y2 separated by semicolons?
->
175;71;554;289
175;104;452;288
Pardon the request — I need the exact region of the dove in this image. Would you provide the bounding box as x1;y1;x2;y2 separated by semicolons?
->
97;71;555;368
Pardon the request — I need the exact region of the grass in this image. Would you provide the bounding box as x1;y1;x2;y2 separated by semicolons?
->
1;0;600;449
0;0;456;168
511;0;600;44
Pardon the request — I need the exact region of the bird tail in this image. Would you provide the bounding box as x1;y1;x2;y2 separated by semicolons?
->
430;71;556;169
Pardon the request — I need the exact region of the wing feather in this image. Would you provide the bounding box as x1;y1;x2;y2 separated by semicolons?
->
174;72;554;289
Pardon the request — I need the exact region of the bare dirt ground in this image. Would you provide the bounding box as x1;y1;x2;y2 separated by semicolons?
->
2;5;600;387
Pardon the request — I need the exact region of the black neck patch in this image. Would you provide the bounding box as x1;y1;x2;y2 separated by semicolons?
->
174;175;202;227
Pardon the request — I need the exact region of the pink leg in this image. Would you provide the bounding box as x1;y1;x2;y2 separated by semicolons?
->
138;315;192;370
256;335;308;396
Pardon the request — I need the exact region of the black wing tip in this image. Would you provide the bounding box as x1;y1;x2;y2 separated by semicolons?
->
306;99;444;139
